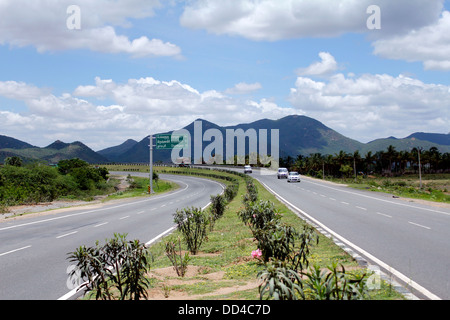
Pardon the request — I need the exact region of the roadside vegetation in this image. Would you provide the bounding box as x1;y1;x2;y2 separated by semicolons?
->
280;145;450;203
0;157;114;213
0;157;175;214
69;166;404;300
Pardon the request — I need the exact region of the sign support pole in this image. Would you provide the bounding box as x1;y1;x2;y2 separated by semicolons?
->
149;135;154;194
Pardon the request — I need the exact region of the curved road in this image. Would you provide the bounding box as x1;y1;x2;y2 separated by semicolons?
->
0;173;224;300
249;168;450;300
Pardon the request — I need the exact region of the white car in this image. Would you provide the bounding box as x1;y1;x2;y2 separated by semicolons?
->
277;167;288;179
244;165;252;174
287;171;301;183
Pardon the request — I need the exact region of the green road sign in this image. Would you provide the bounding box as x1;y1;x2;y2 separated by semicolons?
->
155;134;189;149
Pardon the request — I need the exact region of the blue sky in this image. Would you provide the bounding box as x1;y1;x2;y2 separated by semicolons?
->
0;0;449;150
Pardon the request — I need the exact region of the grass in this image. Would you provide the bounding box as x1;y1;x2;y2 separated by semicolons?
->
105;175;178;201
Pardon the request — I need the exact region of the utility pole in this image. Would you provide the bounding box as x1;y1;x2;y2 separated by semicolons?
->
149;135;154;194
418;147;422;189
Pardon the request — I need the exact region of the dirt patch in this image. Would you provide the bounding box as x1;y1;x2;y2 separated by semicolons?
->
147;265;260;300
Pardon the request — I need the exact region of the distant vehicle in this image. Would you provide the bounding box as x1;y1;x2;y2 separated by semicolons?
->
287;171;301;183
277;167;288;179
244;165;252;174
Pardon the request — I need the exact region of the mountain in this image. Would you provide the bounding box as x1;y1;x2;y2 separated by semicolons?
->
0;135;35;150
0;139;109;164
97;139;138;162
2;115;449;165
361;135;450;155
108;115;365;163
107;115;450;163
406;132;450;146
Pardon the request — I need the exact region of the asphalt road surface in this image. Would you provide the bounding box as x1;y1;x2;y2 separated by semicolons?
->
0;173;223;300
248;168;450;300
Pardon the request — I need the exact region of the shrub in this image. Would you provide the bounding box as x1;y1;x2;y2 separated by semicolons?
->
67;233;152;300
173;207;209;255
165;236;190;277
258;260;304;300
210;194;226;220
224;182;239;202
301;263;368;300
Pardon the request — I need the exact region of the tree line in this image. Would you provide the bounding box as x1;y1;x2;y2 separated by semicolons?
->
279;146;450;178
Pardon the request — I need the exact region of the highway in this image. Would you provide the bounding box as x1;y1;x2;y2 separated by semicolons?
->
249;168;450;300
0;173;224;300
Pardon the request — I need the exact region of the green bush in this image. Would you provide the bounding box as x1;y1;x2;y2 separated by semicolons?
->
67;233;152;300
173;207;209;255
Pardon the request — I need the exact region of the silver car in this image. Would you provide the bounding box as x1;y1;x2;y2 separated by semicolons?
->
287;171;301;183
277;167;288;179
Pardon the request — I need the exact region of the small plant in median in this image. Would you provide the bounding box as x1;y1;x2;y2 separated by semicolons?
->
165;236;190;277
173;207;209;255
67;233;152;300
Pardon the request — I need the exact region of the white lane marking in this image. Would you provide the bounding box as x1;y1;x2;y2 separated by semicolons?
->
303;178;450;216
94;222;108;227
258;180;442;300
356;206;367;211
56;231;78;239
119;216;130;220
0;245;31;257
341;201;349;205
0;178;190;232
137;211;145;215
408;221;431;230
376;212;392;218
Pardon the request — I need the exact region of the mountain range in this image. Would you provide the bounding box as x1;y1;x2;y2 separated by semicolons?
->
1;115;449;164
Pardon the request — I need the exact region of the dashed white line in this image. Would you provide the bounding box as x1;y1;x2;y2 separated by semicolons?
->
119;216;130;220
137;211;145;215
376;212;392;218
0;245;31;257
408;221;431;230
356;206;367;211
329;198;336;201
94;222;108;227
341;201;349;205
56;231;78;239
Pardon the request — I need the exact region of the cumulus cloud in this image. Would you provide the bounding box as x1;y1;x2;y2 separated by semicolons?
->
372;10;450;71
180;0;443;41
0;78;295;149
289;56;450;142
225;82;262;95
296;52;338;77
0;0;181;57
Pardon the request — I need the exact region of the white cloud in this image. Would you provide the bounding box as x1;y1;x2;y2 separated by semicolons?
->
372;10;450;71
289;61;450;142
0;0;181;57
180;0;443;41
296;52;338;77
225;82;262;95
0;78;295;149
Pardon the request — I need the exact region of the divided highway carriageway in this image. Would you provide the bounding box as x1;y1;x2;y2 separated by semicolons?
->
0;173;223;300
